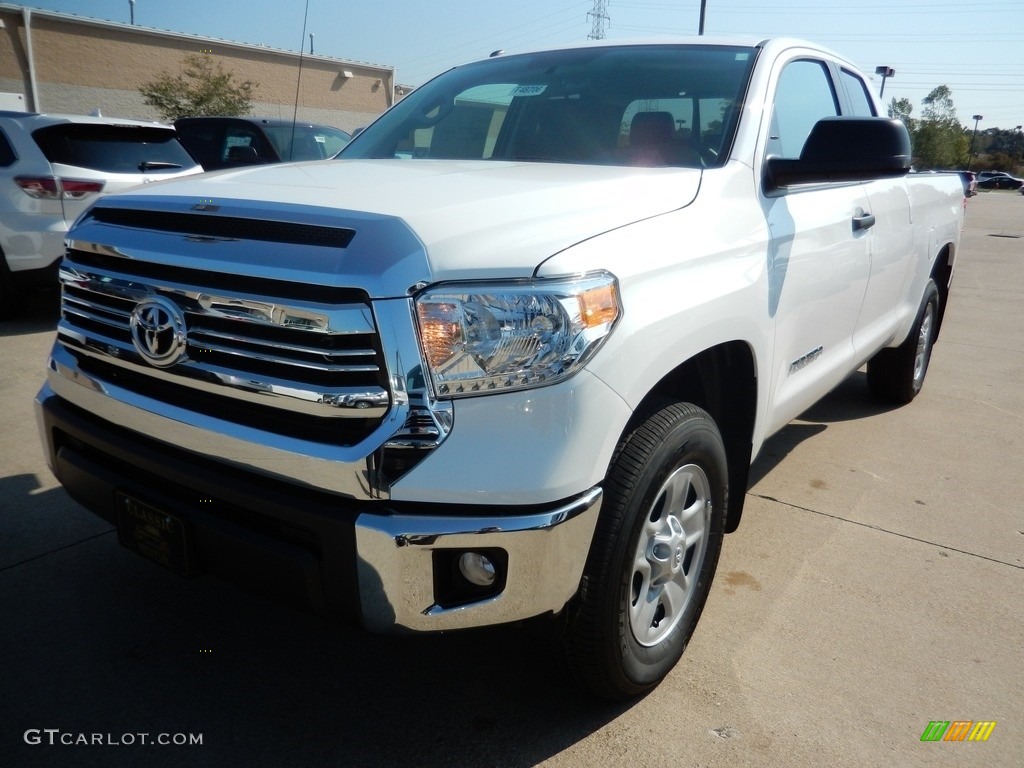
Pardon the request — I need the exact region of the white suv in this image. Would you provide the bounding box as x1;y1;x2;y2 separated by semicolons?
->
0;112;203;318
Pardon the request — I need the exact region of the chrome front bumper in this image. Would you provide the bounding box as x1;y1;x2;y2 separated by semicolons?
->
355;487;602;632
37;376;602;632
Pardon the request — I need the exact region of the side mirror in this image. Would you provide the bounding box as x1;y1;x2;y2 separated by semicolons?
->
765;117;911;190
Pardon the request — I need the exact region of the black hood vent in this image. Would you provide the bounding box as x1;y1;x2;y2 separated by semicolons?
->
89;206;355;249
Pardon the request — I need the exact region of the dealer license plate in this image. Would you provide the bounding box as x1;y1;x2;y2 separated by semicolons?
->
116;493;193;576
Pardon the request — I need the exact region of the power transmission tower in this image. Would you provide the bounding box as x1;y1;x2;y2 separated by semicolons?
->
587;0;610;40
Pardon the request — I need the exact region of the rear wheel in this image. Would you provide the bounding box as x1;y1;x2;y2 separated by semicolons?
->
559;402;727;699
867;279;940;403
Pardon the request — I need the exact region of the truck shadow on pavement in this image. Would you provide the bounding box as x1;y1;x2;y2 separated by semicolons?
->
0;287;60;337
1;475;634;768
748;371;901;487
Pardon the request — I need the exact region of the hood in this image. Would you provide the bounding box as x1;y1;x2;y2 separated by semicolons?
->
81;159;701;296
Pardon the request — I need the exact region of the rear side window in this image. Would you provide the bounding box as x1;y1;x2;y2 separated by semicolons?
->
222;124;268;163
31;124;197;173
0;130;15;166
840;69;876;117
173;121;222;168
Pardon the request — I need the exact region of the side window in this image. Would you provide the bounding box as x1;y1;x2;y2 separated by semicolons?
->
223;126;265;163
0;130;15;167
769;59;839;158
840;68;877;117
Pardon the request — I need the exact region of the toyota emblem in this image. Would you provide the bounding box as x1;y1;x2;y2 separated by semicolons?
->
129;297;187;367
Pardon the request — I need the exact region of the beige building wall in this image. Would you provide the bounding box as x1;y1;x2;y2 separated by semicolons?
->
0;4;392;131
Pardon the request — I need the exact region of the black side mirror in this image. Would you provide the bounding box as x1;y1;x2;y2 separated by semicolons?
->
765;117;911;190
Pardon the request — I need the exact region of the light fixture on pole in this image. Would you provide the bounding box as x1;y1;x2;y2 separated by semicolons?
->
968;114;983;170
875;66;895;98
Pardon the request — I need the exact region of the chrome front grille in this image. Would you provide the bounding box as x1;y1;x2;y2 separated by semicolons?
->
62;278;381;389
57;249;391;445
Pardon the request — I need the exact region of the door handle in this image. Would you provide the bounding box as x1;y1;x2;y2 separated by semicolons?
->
852;212;876;231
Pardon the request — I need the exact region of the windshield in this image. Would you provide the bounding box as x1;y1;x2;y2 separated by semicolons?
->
342;44;756;168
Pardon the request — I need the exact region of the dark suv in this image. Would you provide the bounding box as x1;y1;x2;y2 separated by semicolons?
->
174;117;351;171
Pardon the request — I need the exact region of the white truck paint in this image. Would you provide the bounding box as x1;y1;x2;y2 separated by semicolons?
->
36;38;963;697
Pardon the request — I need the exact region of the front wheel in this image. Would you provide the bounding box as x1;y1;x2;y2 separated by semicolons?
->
559;402;727;699
867;279;940;404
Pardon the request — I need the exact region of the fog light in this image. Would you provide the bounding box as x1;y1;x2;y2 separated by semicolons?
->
458;552;497;587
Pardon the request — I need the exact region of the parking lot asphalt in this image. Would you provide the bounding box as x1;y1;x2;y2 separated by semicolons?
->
1;192;1021;768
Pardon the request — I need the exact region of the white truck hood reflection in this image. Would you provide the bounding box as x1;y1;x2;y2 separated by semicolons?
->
131;159;701;287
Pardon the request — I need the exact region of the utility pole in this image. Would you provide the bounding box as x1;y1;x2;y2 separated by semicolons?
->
875;66;895;98
1010;125;1022;171
968;114;983;170
588;0;609;40
699;0;707;35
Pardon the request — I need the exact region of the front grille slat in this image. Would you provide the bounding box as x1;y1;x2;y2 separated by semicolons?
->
67;248;366;304
63;302;132;331
187;327;378;360
189;335;381;373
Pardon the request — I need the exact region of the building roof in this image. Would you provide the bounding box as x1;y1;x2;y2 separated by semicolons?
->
0;2;393;74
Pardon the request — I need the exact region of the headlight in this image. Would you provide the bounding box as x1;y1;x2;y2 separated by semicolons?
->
415;272;620;397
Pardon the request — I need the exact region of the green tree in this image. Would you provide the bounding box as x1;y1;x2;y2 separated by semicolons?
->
965;127;1024;173
887;97;915;132
976;151;1014;173
141;53;256;121
911;85;968;169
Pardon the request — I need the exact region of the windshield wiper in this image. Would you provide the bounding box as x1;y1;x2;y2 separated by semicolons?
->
139;161;183;171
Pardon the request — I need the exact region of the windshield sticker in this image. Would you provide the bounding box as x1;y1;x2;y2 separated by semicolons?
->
511;85;548;97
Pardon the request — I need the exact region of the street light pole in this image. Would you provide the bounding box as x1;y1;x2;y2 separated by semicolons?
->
128;0;135;25
968;114;983;170
1010;125;1023;172
698;0;707;35
875;66;895;98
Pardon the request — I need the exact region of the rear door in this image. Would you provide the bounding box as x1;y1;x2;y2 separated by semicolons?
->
838;66;915;357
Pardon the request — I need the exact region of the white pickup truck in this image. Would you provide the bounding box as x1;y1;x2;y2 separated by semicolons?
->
36;37;964;697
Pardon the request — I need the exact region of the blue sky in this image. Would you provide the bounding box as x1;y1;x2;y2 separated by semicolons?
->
10;0;1024;130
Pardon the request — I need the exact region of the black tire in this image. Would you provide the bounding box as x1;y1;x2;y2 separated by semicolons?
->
867;279;940;404
559;402;727;699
